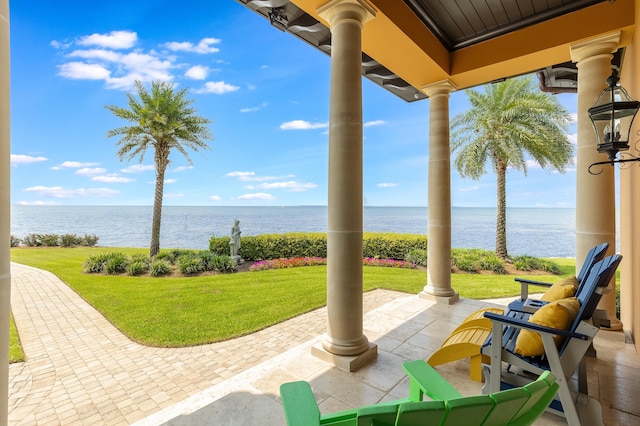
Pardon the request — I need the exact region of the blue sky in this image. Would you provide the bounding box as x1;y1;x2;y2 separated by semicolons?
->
9;0;580;207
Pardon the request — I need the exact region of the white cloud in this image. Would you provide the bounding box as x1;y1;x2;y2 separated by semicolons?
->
164;193;184;198
56;35;173;90
69;49;122;62
196;81;240;94
226;171;294;182
237;193;275;201
24;186;120;198
280;120;328;130
50;40;71;49
209;195;221;201
256;181;318;192
164;178;177;184
10;154;48;166
458;186;481;192
121;164;155;173
525;160;541;169
76;167;107;176
77;30;138;49
15;200;58;206
226;171;255;179
92;174;134;183
172;166;194;172
53;161;100;170
162;37;221;54
240;102;268;113
58;62;111;80
364;120;386;127
567;133;577;145
377;182;398;188
106;52;174;89
185;65;209;80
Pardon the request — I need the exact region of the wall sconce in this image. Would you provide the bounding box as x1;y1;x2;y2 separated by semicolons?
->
588;68;640;174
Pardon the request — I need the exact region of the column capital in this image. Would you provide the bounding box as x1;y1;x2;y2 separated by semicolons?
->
318;0;376;27
570;32;620;63
421;79;457;97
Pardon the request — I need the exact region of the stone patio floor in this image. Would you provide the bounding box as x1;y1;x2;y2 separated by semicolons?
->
9;262;640;425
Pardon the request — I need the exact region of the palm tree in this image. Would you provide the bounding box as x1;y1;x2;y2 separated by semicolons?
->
450;76;573;259
106;80;213;257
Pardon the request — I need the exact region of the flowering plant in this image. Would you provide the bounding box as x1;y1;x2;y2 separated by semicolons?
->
250;257;416;271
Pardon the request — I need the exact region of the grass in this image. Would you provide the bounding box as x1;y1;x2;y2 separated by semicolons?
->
9;313;25;363
9;247;575;351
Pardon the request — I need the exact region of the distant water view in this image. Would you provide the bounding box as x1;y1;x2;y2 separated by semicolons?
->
11;205;579;258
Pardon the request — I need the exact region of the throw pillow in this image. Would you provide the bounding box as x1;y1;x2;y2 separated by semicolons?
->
540;276;579;302
515;297;581;357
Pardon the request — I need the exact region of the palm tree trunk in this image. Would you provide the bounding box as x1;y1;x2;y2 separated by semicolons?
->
495;159;508;259
150;150;169;257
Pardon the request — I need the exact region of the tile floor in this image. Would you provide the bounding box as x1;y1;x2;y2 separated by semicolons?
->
135;295;640;426
10;262;640;425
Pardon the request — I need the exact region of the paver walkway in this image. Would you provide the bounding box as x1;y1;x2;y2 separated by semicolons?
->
9;262;406;425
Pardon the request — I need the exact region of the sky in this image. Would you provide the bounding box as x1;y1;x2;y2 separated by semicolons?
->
8;0;581;208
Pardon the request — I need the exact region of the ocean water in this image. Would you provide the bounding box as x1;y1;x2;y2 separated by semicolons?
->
10;205;577;258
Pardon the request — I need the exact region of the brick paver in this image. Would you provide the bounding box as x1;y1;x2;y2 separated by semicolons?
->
9;263;406;425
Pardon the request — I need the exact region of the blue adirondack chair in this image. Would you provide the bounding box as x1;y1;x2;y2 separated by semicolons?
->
509;242;609;314
481;254;622;426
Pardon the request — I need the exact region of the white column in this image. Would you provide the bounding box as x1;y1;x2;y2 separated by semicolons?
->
0;0;10;423
570;32;622;330
420;80;459;304
311;0;377;372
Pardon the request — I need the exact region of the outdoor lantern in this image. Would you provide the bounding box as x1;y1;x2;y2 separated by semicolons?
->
588;68;640;173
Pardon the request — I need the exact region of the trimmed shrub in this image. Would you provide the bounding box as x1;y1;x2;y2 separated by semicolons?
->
127;260;149;276
362;233;428;260
150;259;172;277
84;253;112;273
60;234;82;247
104;252;129;274
210;255;236;273
131;253;151;265
513;255;560;274
177;254;205;275
209;232;428;261
82;234;99;247
22;234;43;247
405;249;427;267
451;248;504;273
40;234;60;247
198;250;216;271
156;249;193;265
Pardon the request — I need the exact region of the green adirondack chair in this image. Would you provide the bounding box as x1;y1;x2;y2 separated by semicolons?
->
280;360;559;426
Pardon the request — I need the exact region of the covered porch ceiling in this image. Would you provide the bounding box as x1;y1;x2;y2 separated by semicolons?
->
236;0;634;101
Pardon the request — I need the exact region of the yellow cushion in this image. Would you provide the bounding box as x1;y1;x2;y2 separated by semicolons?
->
515;297;581;357
540;276;579;302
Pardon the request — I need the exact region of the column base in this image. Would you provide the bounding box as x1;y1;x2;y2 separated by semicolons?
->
419;291;459;305
311;342;377;372
607;317;623;331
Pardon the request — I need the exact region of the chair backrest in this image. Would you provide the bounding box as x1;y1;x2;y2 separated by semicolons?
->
390;372;558;426
575;242;609;291
573;254;622;325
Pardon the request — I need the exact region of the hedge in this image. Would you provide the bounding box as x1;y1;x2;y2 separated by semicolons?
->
209;232;428;261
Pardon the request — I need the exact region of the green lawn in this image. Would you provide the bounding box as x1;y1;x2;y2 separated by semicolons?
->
9;247;575;352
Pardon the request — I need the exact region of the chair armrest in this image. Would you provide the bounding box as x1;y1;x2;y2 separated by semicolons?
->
483;312;589;340
280;381;321;426
402;360;463;402
514;277;552;299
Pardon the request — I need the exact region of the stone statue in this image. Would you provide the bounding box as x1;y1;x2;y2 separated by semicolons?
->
230;219;242;260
